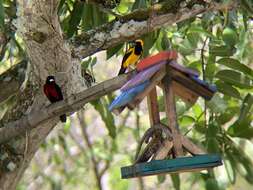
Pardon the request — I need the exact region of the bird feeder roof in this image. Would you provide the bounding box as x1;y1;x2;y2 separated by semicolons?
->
109;51;216;113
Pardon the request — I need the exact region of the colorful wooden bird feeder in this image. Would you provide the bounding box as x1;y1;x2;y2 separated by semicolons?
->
109;51;222;179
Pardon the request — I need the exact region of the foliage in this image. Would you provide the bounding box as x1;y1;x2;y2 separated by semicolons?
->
0;0;253;189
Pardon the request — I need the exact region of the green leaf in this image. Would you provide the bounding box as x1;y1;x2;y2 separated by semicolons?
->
0;0;4;30
228;117;253;139
228;94;253;139
132;0;147;10
179;115;195;128
217;58;253;79
205;178;220;190
215;69;253;89
187;32;200;48
90;99;116;138
187;26;215;38
170;174;180;190
194;123;206;134
238;93;253;121
215;80;241;99
205;55;216;81
225;151;237;184
209;45;235;57
178;39;194;55
157;175;166;184
207;94;227;113
206;124;219;137
57;0;65;14
67;1;84;38
240;0;253;15
206;124;220;153
107;43;124;60
216;106;239;125
229;141;253;184
81;57;92;70
142;30;160;57
63;119;71;134
192;104;203;118
90;57;97;68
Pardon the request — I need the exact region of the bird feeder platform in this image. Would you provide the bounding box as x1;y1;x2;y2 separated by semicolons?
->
121;154;222;178
108;50;222;178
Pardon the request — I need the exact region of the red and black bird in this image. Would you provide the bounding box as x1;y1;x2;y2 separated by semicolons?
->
43;76;67;123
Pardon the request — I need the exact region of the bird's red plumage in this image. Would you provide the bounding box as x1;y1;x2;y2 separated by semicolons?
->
44;84;60;101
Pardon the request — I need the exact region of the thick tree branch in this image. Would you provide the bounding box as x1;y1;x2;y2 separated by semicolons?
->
0;72;133;144
71;1;236;59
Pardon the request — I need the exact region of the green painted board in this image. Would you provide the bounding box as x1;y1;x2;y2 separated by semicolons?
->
121;154;222;179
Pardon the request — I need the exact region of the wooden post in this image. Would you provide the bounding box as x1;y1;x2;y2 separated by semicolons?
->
147;87;160;126
162;71;183;157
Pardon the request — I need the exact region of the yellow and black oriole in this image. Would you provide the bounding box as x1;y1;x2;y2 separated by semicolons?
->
118;39;144;75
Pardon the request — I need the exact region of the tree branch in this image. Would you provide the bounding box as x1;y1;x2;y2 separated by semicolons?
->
71;0;236;59
0;72;134;144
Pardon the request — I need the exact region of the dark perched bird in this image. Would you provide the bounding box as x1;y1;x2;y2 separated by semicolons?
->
118;39;144;75
43;76;67;123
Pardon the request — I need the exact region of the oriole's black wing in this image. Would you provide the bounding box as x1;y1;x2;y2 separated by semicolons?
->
118;48;134;75
121;48;133;66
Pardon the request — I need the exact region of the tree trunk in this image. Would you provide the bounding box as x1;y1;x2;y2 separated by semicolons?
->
0;1;86;189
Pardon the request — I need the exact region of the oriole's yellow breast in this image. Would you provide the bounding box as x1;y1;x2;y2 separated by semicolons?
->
123;53;140;68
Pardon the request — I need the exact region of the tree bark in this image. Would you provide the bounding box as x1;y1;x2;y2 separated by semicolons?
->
0;0;85;189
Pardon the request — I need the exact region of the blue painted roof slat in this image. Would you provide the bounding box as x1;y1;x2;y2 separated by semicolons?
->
109;81;150;111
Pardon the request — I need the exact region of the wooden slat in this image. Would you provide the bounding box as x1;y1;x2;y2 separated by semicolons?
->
172;81;198;104
162;74;183;157
181;136;205;155
170;60;199;77
147;87;160;126
121;154;222;178
128;66;166;108
158;123;206;155
170;69;215;100
153;140;173;160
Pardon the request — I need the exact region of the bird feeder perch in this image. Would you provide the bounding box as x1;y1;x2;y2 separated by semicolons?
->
109;51;222;178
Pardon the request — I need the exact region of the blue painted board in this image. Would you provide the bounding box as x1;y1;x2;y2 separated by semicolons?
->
109;81;150;111
121;154;222;178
